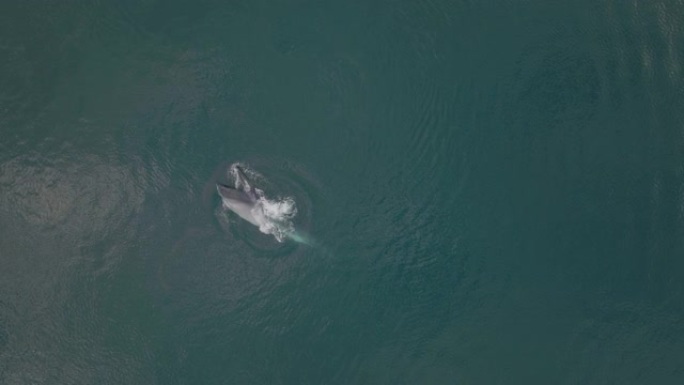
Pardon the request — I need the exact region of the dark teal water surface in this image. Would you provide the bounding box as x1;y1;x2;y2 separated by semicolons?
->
2;1;684;384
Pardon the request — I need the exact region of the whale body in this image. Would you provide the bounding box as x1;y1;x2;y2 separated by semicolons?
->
216;165;262;225
216;183;260;226
217;164;310;244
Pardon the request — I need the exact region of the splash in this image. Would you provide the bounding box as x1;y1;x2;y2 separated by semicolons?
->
251;197;298;242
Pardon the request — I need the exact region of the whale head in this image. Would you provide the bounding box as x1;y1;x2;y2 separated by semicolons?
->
216;183;260;226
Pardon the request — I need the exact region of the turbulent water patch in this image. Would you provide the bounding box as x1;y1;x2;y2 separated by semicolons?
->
217;162;312;248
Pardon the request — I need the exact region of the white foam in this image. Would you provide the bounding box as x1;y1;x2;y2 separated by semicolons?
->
250;197;297;242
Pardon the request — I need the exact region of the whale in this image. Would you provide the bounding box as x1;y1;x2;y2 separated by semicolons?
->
216;183;261;226
216;166;262;226
216;165;314;245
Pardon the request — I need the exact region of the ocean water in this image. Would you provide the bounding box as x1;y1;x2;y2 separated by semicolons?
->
1;1;683;384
